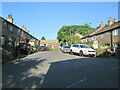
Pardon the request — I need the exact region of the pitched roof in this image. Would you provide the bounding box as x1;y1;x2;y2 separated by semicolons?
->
82;21;120;38
94;21;120;35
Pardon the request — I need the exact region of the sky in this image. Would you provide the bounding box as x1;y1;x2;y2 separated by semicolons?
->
1;2;118;40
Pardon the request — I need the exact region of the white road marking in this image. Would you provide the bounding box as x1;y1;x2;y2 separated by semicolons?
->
66;77;87;88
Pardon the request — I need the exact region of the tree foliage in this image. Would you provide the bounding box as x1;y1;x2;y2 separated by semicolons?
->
57;24;95;46
66;35;83;46
41;36;46;40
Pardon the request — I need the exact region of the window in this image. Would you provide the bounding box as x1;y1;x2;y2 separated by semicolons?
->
26;34;28;38
24;32;27;37
113;43;118;48
83;39;85;42
23;32;26;37
27;35;29;39
81;39;83;42
24;32;26;37
1;36;5;45
3;20;7;27
8;37;12;46
92;36;96;40
113;29;120;36
17;29;20;35
21;31;24;36
9;25;13;32
86;37;89;42
105;43;110;46
100;34;106;38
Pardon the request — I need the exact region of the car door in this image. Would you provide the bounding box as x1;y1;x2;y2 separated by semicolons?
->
76;45;81;53
73;44;79;53
71;45;76;52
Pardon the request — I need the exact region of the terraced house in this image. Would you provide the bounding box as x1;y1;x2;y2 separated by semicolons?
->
81;18;120;50
40;40;60;51
0;15;40;61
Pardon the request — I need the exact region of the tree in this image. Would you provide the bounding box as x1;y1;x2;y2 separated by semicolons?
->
41;36;46;40
66;35;82;46
57;24;95;46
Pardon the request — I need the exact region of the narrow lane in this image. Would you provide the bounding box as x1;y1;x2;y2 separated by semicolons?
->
2;51;118;88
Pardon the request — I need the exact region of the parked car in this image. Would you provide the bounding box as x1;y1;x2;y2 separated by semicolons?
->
61;46;70;53
40;46;50;51
18;43;32;54
70;44;96;57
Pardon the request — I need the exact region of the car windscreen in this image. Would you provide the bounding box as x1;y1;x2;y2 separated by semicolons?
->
80;45;90;48
19;43;31;47
40;46;46;48
19;43;27;47
64;46;70;48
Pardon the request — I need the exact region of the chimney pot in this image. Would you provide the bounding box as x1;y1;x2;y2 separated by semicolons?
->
8;14;12;18
7;14;13;23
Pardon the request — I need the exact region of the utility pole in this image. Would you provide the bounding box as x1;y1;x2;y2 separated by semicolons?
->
110;31;113;50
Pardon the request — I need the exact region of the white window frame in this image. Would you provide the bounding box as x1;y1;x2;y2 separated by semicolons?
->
1;36;5;45
113;29;120;36
9;25;13;32
8;37;12;46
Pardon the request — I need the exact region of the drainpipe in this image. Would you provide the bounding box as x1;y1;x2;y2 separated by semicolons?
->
110;31;113;50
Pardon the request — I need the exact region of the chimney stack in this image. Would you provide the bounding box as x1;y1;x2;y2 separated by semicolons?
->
6;14;13;23
21;26;29;33
108;17;117;25
99;22;105;28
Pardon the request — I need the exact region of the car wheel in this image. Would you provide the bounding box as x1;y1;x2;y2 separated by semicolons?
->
79;51;84;56
70;50;73;55
91;54;95;57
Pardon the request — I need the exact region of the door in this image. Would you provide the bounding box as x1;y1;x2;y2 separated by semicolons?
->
72;44;79;53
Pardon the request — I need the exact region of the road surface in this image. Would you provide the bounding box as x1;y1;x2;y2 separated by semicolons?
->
2;51;119;88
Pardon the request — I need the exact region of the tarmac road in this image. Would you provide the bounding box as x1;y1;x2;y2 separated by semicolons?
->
2;51;119;88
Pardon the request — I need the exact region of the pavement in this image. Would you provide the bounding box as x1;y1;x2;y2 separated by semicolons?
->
2;51;119;88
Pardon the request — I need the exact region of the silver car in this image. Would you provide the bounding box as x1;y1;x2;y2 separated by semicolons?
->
61;46;70;53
